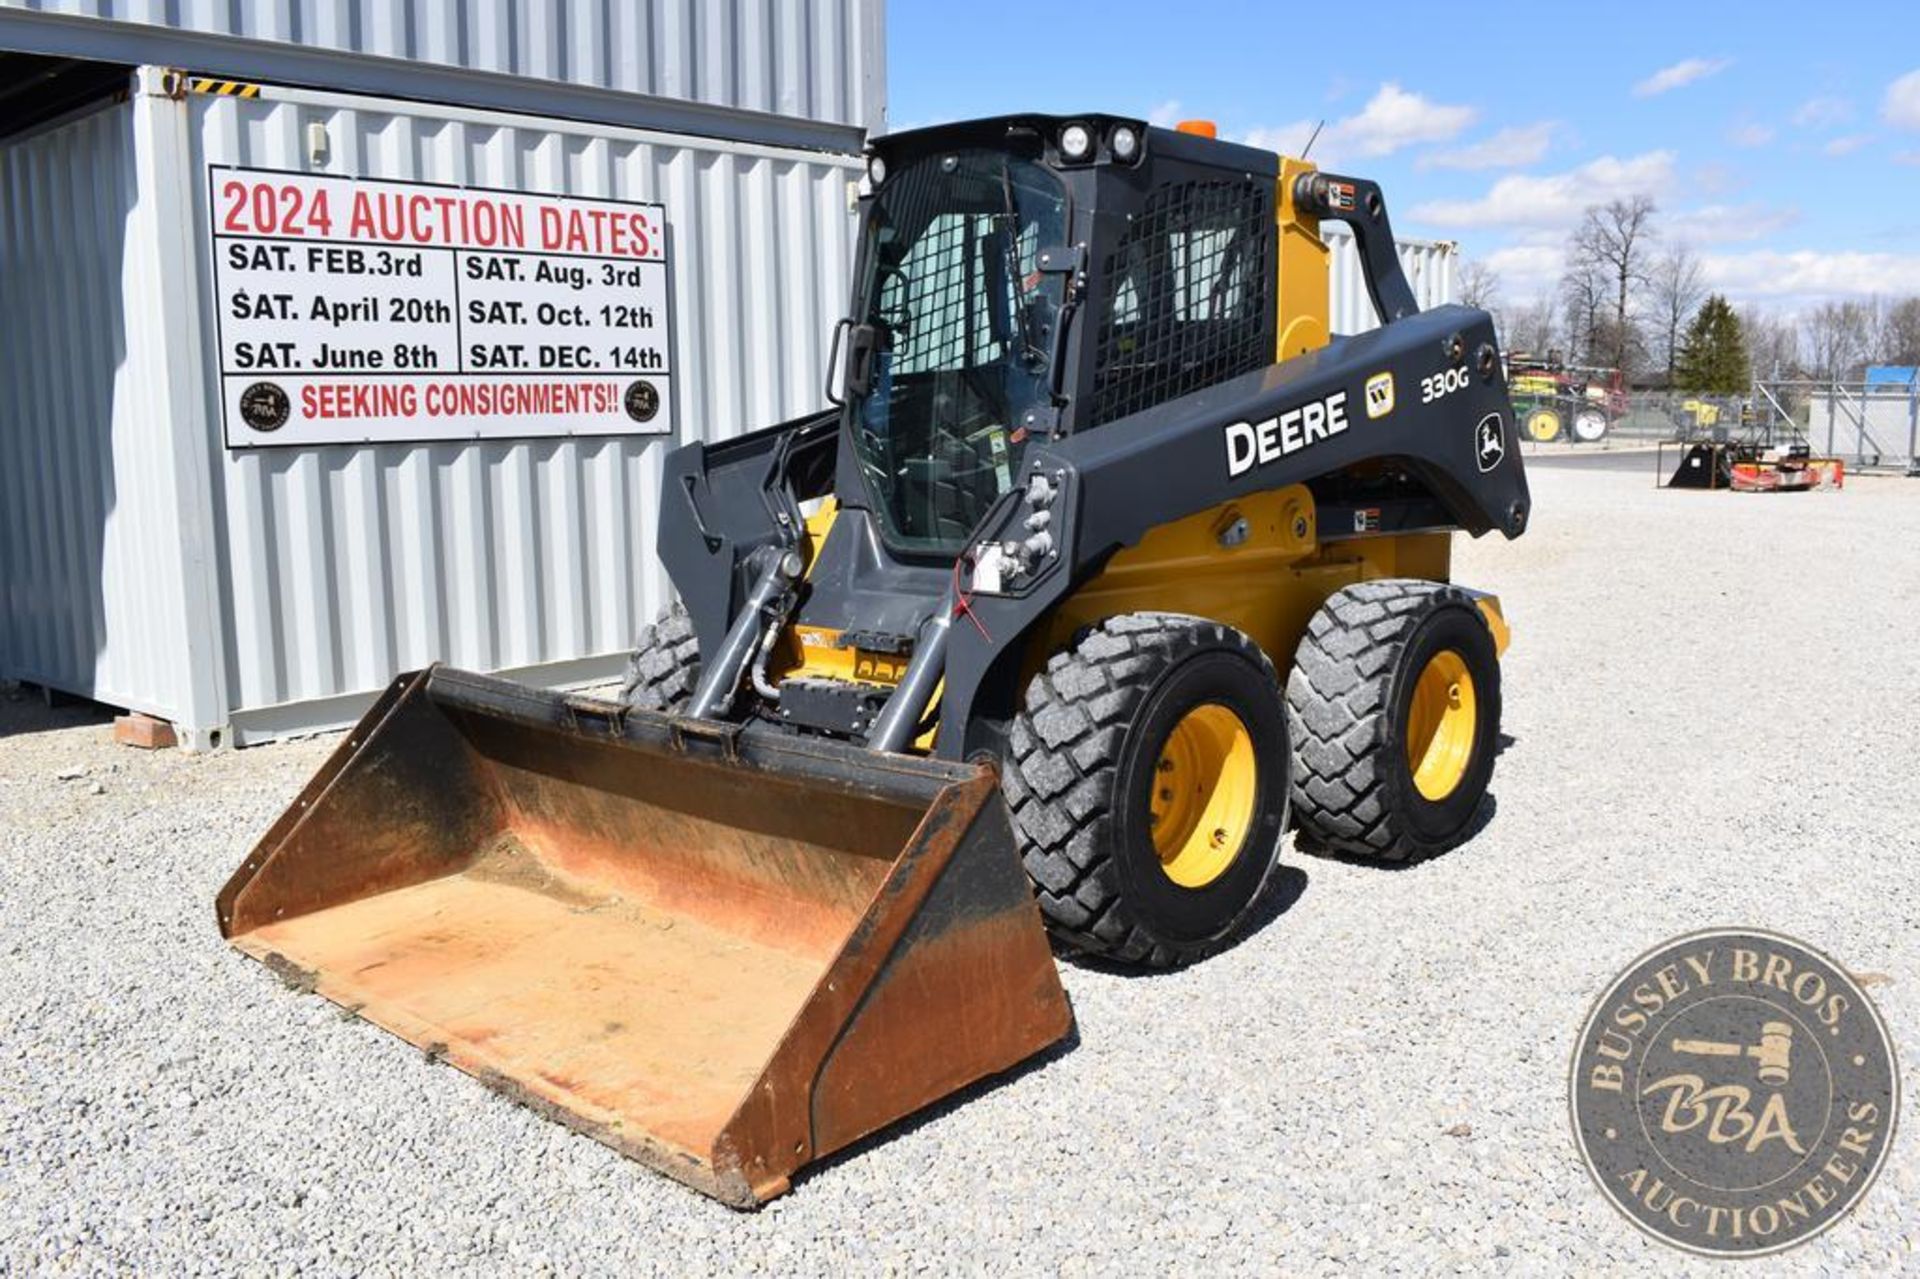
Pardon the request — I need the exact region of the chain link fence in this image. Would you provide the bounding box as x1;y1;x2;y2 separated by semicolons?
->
1757;380;1920;474
1509;380;1920;474
1508;388;1753;448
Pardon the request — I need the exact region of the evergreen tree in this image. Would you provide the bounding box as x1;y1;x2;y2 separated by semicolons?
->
1674;294;1749;393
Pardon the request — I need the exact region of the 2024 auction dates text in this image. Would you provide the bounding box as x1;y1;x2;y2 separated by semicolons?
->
224;241;651;289
230;292;656;332
231;341;663;372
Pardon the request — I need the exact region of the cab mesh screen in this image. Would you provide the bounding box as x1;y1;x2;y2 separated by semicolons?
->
1088;180;1273;426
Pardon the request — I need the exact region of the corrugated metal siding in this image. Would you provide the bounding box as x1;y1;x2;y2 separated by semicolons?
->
186;89;860;724
0;0;883;131
0;86;1458;739
0;102;200;720
1327;228;1455;334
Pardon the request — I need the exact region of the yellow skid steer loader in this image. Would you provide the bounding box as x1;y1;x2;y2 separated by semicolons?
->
219;114;1528;1206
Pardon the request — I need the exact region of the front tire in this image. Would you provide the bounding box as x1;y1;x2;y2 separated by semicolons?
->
1005;614;1290;968
1287;581;1501;863
620;603;702;711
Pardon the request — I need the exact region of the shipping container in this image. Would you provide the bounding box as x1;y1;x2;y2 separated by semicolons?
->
1;69;863;745
1327;225;1455;335
0;0;885;150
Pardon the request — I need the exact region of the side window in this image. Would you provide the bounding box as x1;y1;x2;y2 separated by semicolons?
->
1089;180;1274;426
882;212;1036;375
885;212;977;374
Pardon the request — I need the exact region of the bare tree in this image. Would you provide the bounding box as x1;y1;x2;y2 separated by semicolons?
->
1649;245;1707;387
1741;305;1800;381
1559;259;1606;366
1800;301;1875;381
1567;196;1658;375
1501;297;1559;357
1457;258;1501;311
1742;305;1804;426
1874;296;1920;367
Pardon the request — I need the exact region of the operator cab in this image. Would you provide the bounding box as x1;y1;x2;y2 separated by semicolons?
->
840;115;1282;559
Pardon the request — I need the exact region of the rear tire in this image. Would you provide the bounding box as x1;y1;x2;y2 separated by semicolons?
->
620;603;702;712
1286;580;1501;863
1005;614;1290;969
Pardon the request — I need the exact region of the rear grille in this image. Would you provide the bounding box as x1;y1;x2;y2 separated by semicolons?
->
1089;179;1274;426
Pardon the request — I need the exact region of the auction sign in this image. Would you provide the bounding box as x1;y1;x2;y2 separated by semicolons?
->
208;166;673;447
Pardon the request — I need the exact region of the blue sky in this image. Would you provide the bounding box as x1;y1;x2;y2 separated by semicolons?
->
889;3;1920;312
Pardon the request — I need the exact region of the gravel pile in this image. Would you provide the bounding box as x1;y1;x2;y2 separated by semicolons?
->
2;465;1915;1274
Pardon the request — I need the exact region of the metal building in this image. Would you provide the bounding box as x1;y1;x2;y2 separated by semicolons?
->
0;4;1451;748
0;3;881;747
1327;226;1454;336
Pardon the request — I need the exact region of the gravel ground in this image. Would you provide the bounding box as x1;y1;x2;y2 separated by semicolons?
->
3;465;1916;1275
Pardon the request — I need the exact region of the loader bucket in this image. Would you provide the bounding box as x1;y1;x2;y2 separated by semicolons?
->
216;667;1071;1207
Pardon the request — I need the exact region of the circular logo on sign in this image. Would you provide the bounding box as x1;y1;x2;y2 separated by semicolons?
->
1570;928;1898;1257
239;381;291;433
624;380;660;423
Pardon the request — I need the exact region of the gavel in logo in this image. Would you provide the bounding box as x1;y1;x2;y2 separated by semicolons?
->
1671;1022;1795;1086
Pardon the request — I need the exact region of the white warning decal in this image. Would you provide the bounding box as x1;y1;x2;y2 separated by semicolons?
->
1224;390;1349;478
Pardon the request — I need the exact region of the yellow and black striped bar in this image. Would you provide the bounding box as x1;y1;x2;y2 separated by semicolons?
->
187;77;261;98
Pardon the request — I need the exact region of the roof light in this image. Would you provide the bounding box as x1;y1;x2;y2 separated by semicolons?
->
1110;125;1140;163
1059;122;1093;162
866;154;887;187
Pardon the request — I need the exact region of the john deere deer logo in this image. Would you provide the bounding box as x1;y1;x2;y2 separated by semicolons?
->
1474;412;1504;472
1571;929;1898;1257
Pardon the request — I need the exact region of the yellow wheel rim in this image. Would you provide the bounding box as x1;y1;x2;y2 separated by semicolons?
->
1525;408;1561;442
1406;650;1477;801
1148;703;1257;888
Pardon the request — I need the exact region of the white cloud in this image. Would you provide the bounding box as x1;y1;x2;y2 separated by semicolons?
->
1702;248;1920;301
1336;83;1477;155
1633;57;1731;98
1823;133;1872;156
1146;99;1184;128
1239;82;1475;165
1420;122;1555;171
1482;236;1919;309
1408;151;1676;230
1882;70;1920;129
1480;241;1566;297
1664;203;1800;245
1728;123;1775;147
1794;95;1854;128
1690;162;1746;199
